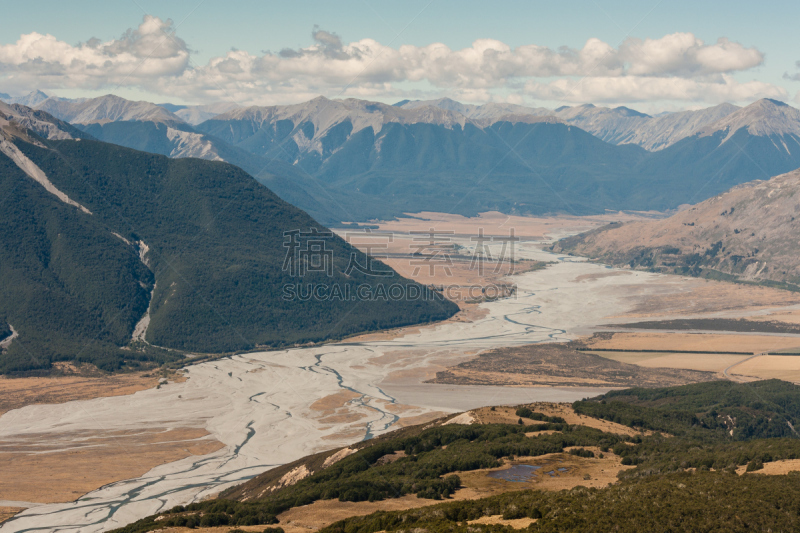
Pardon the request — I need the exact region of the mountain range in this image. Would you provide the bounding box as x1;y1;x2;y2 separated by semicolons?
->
399;97;741;150
4;93;347;222
196;96;800;221
158;101;241;125
0;102;456;374
3;90;800;225
554;166;800;289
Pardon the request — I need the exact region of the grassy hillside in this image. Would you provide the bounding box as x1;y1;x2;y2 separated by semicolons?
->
553;168;800;289
0;133;457;373
114;380;800;532
322;472;800;532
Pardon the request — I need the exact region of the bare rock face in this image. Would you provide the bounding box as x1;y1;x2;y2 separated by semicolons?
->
621;103;740;150
554;168;800;287
698;98;800;143
0;101;89;140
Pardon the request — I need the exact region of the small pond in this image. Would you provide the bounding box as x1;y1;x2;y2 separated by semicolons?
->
488;464;543;482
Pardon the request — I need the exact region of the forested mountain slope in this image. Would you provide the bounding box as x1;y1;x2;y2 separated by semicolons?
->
0;112;457;374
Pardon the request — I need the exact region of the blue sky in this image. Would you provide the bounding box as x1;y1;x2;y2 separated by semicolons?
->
1;0;798;111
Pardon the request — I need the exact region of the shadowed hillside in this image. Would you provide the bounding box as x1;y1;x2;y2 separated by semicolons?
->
0;110;457;374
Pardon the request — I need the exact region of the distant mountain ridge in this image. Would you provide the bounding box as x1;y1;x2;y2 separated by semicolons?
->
698;98;800;144
36;94;184;125
400;97;742;150
1;93;347;223
197;96;800;221
619;103;741;150
5;90;800;225
5;89;52;107
158;101;241;125
0;100;92;141
2;89;755;151
198;97;652;219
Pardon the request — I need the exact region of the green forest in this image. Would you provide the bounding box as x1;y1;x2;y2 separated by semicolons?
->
0;323;11;341
0;134;457;374
321;471;800;533
113;380;800;532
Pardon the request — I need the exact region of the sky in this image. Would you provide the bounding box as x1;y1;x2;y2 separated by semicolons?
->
1;0;799;112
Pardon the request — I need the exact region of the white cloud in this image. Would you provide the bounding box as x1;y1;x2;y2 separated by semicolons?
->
620;34;763;76
0;16;188;92
0;18;783;106
524;76;787;104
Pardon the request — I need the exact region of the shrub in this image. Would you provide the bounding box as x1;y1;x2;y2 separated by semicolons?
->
516;407;534;418
569;448;595;458
746;459;764;472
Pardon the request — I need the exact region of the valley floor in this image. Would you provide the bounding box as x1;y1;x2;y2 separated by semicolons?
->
4;212;800;532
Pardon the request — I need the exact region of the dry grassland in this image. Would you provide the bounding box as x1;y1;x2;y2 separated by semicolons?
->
468;515;538;528
0;370;163;418
589;351;751;373
616;279;800;318
732;355;800;382
428;343;715;388
470;405;651;438
346;231;535;304
310;390;367;425
750;309;800;325
582;332;800;381
0;427;223;503
457;448;632;496
0;507;24;524
340;211;627;305
275;495;438;533
310;390;447;436
737;459;800;476
372;211;650;239
585;332;800;354
309;390;363;413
